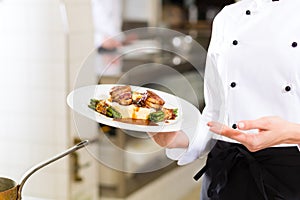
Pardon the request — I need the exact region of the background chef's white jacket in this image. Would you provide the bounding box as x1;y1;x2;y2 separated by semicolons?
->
167;0;300;165
91;0;123;47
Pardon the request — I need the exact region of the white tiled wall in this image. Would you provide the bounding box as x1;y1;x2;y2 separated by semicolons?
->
0;0;198;199
0;34;66;62
65;2;94;33
64;1;100;200
0;1;70;199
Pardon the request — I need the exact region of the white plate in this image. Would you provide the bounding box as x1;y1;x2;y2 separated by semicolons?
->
67;84;200;132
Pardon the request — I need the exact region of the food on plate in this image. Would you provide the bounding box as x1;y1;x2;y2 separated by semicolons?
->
109;85;132;105
88;85;178;123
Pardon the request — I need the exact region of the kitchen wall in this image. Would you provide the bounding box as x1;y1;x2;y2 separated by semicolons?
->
0;0;98;199
0;0;213;199
64;0;99;199
0;0;161;199
0;0;69;199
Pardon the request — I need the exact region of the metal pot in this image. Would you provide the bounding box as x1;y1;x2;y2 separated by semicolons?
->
0;140;89;200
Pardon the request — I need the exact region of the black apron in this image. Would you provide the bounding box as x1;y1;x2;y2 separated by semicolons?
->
194;140;300;200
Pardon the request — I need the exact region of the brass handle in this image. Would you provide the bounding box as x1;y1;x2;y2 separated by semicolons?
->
17;140;89;199
71;138;91;182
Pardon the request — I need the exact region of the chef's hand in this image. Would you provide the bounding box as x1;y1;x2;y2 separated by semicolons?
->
101;37;122;50
207;116;300;152
148;131;189;148
100;34;137;50
122;33;138;45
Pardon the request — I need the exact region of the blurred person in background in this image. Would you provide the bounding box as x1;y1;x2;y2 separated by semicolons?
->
91;0;123;51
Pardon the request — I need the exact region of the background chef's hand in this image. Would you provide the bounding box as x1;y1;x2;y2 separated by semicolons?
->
148;131;189;149
122;33;138;45
100;37;122;50
100;34;137;50
208;116;300;152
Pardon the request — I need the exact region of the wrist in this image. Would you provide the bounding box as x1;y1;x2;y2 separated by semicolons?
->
285;123;300;143
173;131;189;148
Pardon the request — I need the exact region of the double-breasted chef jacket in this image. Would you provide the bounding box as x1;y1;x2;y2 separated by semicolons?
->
167;0;300;165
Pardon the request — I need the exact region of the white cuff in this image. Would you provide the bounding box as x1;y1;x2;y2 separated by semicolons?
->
94;34;105;47
166;113;212;165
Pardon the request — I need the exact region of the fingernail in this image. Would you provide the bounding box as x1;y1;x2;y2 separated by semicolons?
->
238;122;245;129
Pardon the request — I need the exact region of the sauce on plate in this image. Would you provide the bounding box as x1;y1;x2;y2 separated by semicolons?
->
114;118;158;126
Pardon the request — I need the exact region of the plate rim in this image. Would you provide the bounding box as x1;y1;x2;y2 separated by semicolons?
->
67;84;200;132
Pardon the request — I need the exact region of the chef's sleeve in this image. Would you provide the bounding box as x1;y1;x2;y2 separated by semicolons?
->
91;0;123;47
165;10;226;165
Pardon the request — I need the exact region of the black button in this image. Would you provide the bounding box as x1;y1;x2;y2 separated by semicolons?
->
233;40;238;45
292;42;298;48
285;86;291;92
230;82;237;88
272;0;279;1
232;124;237;129
246;10;251;15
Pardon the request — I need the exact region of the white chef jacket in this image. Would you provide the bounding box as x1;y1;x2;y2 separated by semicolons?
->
91;0;123;47
167;0;300;165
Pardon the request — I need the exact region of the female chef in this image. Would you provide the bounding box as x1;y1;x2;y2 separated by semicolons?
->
150;0;300;199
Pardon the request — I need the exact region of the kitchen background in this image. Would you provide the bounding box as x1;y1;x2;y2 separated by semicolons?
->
0;0;237;199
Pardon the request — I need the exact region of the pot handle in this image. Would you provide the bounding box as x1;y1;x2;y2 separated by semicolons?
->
17;140;89;200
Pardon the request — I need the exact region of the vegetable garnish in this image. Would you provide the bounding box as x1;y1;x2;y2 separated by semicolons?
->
88;85;178;123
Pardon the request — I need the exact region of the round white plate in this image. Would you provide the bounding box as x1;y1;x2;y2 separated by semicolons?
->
67;84;200;132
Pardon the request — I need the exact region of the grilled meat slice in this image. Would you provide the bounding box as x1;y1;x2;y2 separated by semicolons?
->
109;85;132;105
110;85;131;98
145;101;162;110
109;86;166;110
145;90;165;109
146;90;165;104
112;92;132;104
116;94;132;105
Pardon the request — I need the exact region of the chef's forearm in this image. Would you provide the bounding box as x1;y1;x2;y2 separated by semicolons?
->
285;123;300;144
